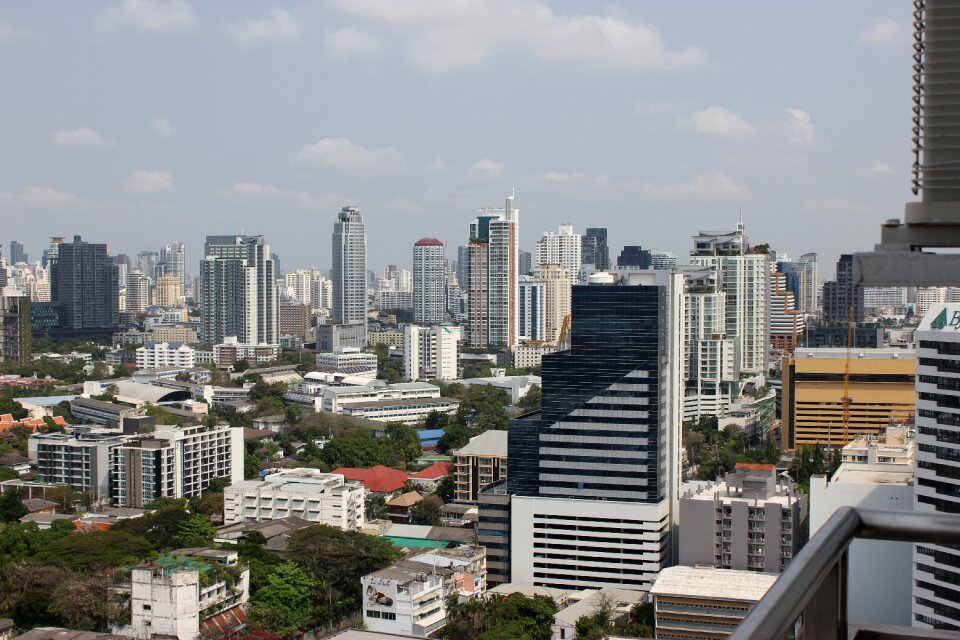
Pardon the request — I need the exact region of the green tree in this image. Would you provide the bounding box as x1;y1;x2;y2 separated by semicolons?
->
32;530;153;570
409;499;441;526
516;384;541;412
177;514;216;546
365;495;388;521
0;394;27;421
233;359;250;373
442;593;557;640
382;422;422;465
0;490;27;523
112;498;191;549
435;473;456;502
320;435;390;469
437;422;472;453
245;453;264;479
249;562;318;637
49;572;117;631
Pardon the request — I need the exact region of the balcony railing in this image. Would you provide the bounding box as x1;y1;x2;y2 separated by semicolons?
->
730;506;960;640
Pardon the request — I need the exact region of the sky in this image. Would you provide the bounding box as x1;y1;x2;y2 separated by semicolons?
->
0;1;915;279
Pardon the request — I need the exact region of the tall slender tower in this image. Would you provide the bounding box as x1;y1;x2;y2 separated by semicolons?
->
466;192;519;348
331;206;368;343
413;238;446;325
199;235;277;345
159;241;186;294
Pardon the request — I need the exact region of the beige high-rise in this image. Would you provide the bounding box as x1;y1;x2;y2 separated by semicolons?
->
534;263;569;344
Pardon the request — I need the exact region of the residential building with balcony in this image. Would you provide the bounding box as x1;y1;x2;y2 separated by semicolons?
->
453;430;507;503
679;463;806;574
136;341;195;369
29;429;132;499
224;468;364;530
404;324;460;381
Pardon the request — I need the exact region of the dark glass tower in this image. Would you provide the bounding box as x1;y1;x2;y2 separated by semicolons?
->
617;245;653;269
582;228;609;270
50;235;119;331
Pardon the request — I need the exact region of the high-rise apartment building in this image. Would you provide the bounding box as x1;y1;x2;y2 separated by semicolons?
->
651;251;679;270
155;273;182;308
690;225;769;374
413;238;447;324
199;235;278;346
465;193;520;348
158;241;186;293
518;276;546;343
50;235;120;333
535;223;581;281
518;249;532;276
331;206;368;344
126;270;152;314
8;241;27;265
137;250;160;282
502;270;685;591
279;302;311;339
0;295;31;363
914;303;960;631
683;268;737;421
770;264;805;357
581;228;608;270
533;264;569;344
822;254;865;324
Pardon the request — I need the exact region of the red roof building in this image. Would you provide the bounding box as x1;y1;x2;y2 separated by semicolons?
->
331;465;410;493
734;463;776;472
414;238;444;247
410;461;452;480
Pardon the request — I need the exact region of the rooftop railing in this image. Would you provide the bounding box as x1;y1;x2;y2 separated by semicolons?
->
730;506;960;640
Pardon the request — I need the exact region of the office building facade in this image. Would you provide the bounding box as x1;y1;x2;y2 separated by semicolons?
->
581;227;608;271
617;245;653;269
0;295;31;364
199;235;278;345
413;238;447;324
50;235;120;332
913;303;960;631
822;254;865;324
504;270;684;591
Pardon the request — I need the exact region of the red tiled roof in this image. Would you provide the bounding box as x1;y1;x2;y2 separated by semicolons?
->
331;465;409;493
386;491;423;508
411;461;452;480
414;238;444;247
735;463;776;471
201;604;247;638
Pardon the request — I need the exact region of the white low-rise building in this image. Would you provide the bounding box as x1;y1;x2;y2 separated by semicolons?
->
224;468;365;531
316;347;379;378
119;548;249;640
213;336;279;369
404;324;461;381
136;342;196;369
511;341;558;369
460;370;541;404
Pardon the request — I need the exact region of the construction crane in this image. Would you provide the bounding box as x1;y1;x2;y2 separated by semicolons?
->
558;314;572;351
841;306;854;445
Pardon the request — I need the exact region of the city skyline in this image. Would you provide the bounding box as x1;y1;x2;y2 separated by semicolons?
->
1;1;912;273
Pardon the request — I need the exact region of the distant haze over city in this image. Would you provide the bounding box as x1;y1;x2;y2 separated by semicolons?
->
2;1;912;272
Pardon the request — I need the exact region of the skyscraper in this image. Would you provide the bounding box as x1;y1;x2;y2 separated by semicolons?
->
914;303;960;630
683;268;737;421
518;276;546;342
822;254;865;325
50;235;119;333
158;242;186;293
503;270;685;590
533;264;569;344
690;225;769;375
518;249;532;276
770;263;805;357
466;192;520;348
617;245;653;269
137;250;160;282
8;241;27;265
413;238;446;324
331;206;368;344
199;235;278;345
535;223;581;281
581;228;608;270
126;271;152;314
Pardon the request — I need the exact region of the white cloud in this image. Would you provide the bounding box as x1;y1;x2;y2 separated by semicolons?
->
53;127;115;150
295;137;405;173
869;160;892;175
123;170;175;193
227;8;302;45
858;17;902;47
0;186;88;209
0;21;31;43
329;0;705;74
460;158;505;182
424;158;449;173
221;182;343;209
634;100;672;116
784;108;815;147
686;106;754;141
529;171;609;186
99;0;197;33
151;117;174;137
324;27;382;58
638;171;750;201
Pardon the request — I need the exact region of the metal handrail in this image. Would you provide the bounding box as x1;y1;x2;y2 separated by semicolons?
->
730;506;960;640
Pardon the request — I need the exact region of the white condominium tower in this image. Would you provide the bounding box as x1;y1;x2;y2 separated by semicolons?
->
332;206;368;343
413;238;447;324
199;235;278;345
465;192;520;348
690;224;769;375
536;223;582;281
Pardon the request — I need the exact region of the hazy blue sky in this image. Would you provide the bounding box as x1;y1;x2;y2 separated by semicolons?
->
1;1;913;278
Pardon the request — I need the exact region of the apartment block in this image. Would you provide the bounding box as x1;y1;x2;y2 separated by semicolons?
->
213;336;280;369
453;430;507;503
315;348;378;378
404;324;461;381
30;429;131;499
679;463;806;575
136;341;195;369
